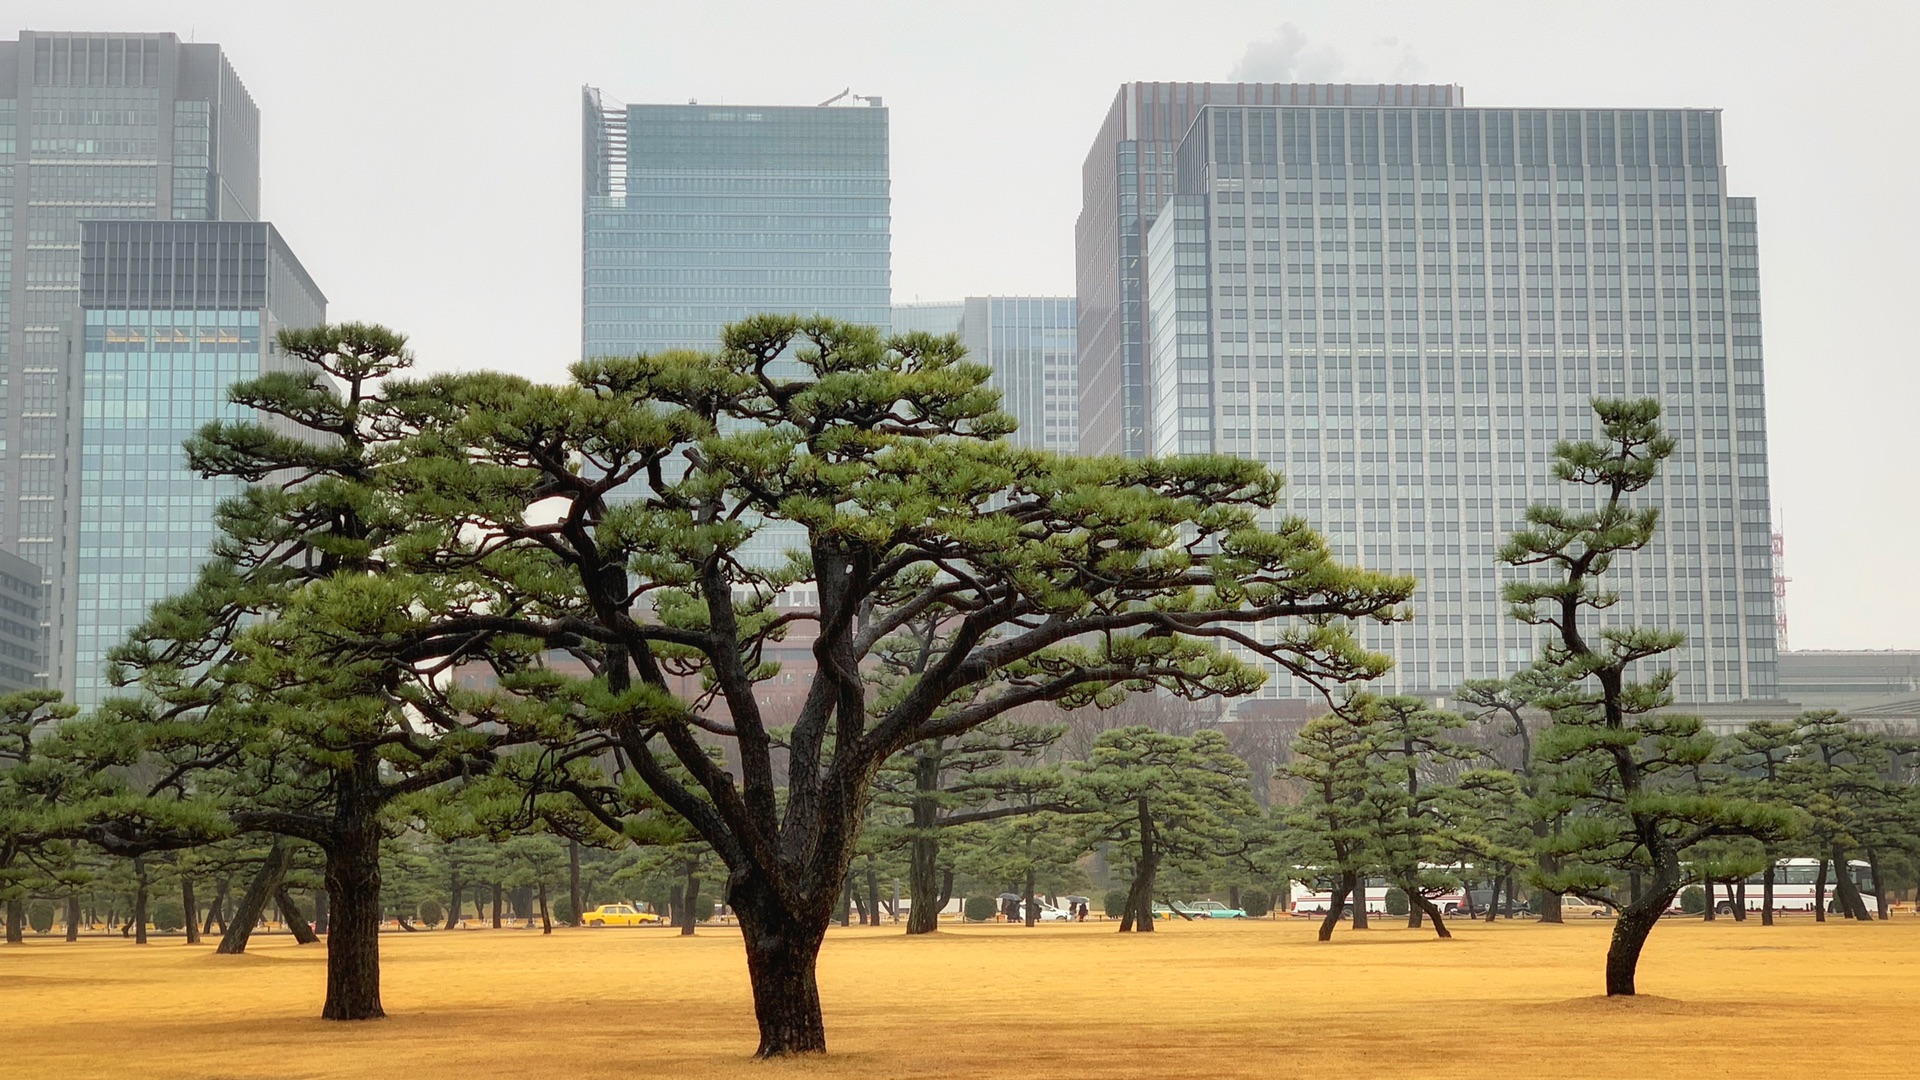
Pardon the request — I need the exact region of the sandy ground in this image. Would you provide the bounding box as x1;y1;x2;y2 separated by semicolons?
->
4;915;1916;1078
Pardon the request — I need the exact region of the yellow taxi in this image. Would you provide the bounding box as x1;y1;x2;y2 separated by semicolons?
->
581;903;661;927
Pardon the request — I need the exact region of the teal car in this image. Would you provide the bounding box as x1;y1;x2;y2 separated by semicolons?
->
1186;900;1249;919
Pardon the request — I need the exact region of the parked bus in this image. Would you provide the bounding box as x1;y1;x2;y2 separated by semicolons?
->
1286;871;1466;919
1675;858;1876;915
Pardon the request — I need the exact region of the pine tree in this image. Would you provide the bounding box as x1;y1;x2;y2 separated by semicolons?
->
1504;398;1792;995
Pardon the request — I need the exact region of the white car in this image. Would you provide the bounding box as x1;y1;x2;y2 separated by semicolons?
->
1016;901;1071;922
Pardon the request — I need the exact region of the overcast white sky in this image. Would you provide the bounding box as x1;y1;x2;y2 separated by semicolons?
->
19;1;1920;652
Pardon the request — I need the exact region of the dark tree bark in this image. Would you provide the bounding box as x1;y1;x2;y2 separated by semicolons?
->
3;898;21;943
733;873;829;1056
277;886;319;945
448;871;463;930
182;877;201;945
1484;876;1501;923
1536;824;1564;923
1867;849;1889;919
320;783;385;1021
65;895;81;941
133;856;150;945
1410;893;1451;939
538;879;553;935
202;879;225;936
1605;886;1680;996
1317;873;1354;942
1761;865;1775;926
1351;878;1369;930
1731;878;1748;921
1814;858;1829;923
1023;866;1037;928
906;823;942;935
219;841;292;954
1830;846;1871;921
568;840;582;927
680;866;700;937
1117;796;1158;934
491;881;503;929
1703;879;1717;921
864;855;881;929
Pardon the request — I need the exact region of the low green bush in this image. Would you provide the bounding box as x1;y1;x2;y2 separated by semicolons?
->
150;898;185;933
1384;888;1409;916
1241;888;1272;917
28;900;55;934
1103;889;1129;918
1679;886;1706;914
418;898;445;928
961;894;998;922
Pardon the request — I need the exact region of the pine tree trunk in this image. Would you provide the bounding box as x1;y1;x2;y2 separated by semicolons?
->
1351;874;1370;930
1023;866;1037;928
906;830;942;934
1814;858;1829;922
1118;797;1158;933
1732;878;1748;921
1606;887;1678;996
1411;893;1451;939
448;873;462;929
1703;879;1716;920
1484;876;1500;923
1867;849;1889;919
1761;865;1775;926
321;808;385;1021
133;856;150;945
65;894;81;941
182;877;201;945
680;869;699;937
538;880;552;935
732;873;829;1057
568;841;582;927
1830;846;1871;921
202;880;224;936
277;886;319;945
1535;823;1563;922
864;855;880;929
491;882;503;929
4;898;21;943
1317;874;1352;942
219;841;291;954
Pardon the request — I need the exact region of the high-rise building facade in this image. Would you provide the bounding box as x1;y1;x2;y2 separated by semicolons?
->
582;88;890;358
74;220;323;707
890;300;964;337
958;297;1078;453
1;31;260;695
1143;99;1777;704
0;546;46;692
1076;82;1460;459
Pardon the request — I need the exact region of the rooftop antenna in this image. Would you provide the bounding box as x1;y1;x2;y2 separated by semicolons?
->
817;87;851;107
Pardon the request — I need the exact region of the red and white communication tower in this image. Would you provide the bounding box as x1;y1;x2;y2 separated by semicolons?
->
1771;531;1791;652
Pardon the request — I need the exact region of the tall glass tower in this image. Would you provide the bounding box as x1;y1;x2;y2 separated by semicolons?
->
1076;82;1461;459
0;31;260;695
958;297;1078;454
1144;98;1778;704
582;88;890;358
74;220;324;708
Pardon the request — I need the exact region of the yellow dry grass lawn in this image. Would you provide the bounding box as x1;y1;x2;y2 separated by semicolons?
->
5;916;1917;1079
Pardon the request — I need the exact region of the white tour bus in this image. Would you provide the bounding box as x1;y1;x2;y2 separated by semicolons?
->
1286;871;1466;918
1675;858;1877;915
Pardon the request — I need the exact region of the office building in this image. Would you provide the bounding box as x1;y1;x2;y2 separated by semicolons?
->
890;300;964;337
1;31;260;695
582;87;890;358
958;297;1077;453
1076;82;1461;458
74;220;324;707
0;546;46;692
1142;97;1777;704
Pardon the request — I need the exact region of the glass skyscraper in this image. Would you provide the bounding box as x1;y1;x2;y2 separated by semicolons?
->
74;220;324;707
1;31;260;695
582;88;890;357
0;546;45;692
1076;82;1461;459
1144;98;1776;704
958;297;1078;454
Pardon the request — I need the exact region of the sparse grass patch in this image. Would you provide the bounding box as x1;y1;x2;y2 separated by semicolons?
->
4;917;1916;1078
